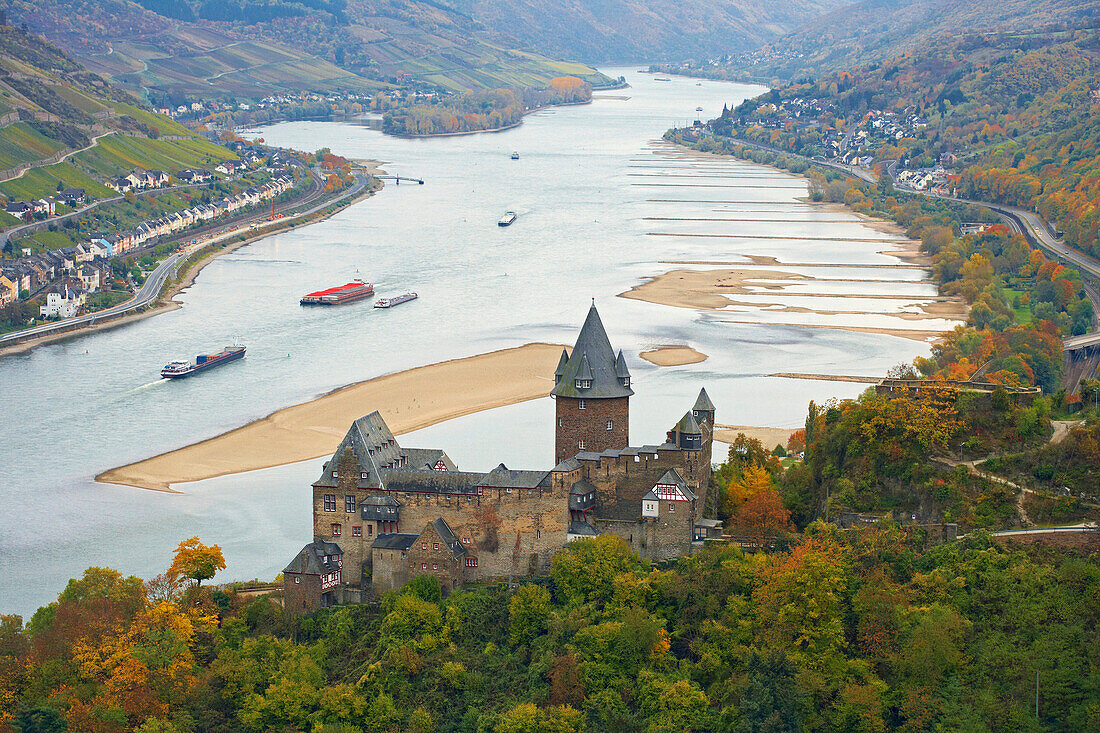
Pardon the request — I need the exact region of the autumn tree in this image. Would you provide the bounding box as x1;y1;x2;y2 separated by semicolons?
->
508;584;552;647
168;537;226;586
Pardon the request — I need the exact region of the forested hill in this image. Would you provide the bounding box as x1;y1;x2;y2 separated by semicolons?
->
449;0;851;63
0;0;611;102
717;29;1100;263
765;0;1100;79
655;0;1099;81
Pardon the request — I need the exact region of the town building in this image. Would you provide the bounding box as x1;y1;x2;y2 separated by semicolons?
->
284;304;720;610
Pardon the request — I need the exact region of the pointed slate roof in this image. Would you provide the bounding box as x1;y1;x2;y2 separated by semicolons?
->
676;411;702;435
551;303;633;399
555;349;569;378
313;411;402;489
693;387;716;413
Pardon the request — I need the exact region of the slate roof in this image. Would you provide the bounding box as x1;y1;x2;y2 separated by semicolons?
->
656;467;687;488
480;463;551;489
372;533;418;550
551;304;633;399
431;517;467;558
313;412;415;489
552;457;582;472
283;540;342;575
361;494;401;521
400;447;456;471
568;520;599;537
693;387;716;413
676;411;702;435
381;469;483;495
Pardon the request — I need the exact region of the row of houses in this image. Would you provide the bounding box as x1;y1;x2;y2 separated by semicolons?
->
0;174;295;307
107;168;172;193
0;247;111;307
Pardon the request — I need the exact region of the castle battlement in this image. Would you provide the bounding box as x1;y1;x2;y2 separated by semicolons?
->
284;305;722;613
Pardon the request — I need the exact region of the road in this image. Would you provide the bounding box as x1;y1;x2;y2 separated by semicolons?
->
0;168;374;348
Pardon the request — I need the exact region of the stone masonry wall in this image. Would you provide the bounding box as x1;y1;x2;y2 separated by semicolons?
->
404;523;464;594
283;571;322;615
315;481;571;587
555;396;629;464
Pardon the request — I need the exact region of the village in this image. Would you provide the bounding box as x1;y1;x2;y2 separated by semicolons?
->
0;139;300;317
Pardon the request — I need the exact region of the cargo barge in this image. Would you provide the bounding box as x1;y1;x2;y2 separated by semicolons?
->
300;279;374;305
161;345;246;379
374;292;418;308
498;211;517;227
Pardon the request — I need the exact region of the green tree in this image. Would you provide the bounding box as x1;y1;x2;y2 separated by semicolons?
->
12;707;67;733
551;535;639;606
738;650;803;733
508;584;552;646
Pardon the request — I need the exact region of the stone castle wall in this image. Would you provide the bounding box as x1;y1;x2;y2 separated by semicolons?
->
314;481;571;585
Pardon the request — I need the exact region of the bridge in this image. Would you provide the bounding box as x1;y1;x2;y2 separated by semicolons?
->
375;175;424;185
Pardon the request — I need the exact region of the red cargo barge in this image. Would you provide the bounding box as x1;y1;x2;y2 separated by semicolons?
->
300;279;374;305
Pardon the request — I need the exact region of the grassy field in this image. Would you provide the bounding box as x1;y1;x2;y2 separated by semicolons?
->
0;123;66;170
112;102;196;138
0;162;114;203
1003;286;1033;325
74;135;235;182
52;85;109;115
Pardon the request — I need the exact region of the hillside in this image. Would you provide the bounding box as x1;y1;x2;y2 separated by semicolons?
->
1;0;614;102
0;25;232;196
452;0;851;63
655;0;1100;81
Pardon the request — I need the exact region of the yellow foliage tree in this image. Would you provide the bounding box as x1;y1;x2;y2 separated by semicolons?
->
168;537;226;586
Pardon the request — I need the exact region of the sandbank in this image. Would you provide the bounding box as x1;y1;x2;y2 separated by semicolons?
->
714;425;797;450
96;343;565;493
639;345;708;366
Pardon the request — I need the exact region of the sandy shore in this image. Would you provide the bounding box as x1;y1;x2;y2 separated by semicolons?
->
620;267;813;309
714;425;797;450
639;345;708;366
97;343;565;492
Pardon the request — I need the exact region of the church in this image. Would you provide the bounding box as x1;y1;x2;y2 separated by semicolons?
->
283;303;721;613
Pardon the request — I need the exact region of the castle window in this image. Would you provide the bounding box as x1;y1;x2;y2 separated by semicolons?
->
422;543;428;550
345;495;356;512
537;530;541;539
578;399;586;410
332;471;338;477
294;577;300;584
368;525;373;535
578;440;585;450
465;557;478;568
575;378;591;389
422;563;427;570
621;376;630;387
434;542;439;550
432;563;438;570
352;526;362;537
331;523;342;536
361;472;368;479
606;420;613;430
634;455;640;462
558;418;562;427
323;494;336;512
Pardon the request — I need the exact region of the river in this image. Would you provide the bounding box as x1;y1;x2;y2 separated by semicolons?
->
0;68;950;617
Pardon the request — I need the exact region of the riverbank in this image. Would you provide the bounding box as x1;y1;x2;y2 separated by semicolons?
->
96;343;566;492
0;168;381;357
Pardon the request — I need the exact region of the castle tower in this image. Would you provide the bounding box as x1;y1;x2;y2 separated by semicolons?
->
691;387;718;516
552;303;633;463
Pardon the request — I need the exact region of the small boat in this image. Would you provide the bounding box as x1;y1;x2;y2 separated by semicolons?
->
696;106;703;111
161;345;245;379
498;211;517;227
654;77;671;82
374;292;417;308
300;279;374;305
511;151;520;160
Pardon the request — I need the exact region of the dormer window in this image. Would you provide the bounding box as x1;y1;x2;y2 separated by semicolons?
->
575;378;592;389
620;377;630;387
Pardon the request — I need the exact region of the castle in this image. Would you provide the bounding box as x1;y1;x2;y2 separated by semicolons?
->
283;304;721;612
